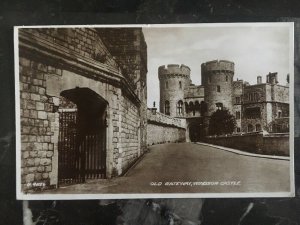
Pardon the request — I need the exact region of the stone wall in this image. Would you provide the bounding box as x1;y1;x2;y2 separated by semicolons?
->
19;56;62;191
18;27;147;192
205;133;289;156
147;109;186;145
273;85;289;103
96;28;148;155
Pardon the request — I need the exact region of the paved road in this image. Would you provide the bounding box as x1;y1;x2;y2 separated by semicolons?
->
47;143;291;194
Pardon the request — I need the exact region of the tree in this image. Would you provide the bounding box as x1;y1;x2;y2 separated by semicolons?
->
208;109;236;135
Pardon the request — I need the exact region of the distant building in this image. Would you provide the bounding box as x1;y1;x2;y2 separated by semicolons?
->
158;60;289;141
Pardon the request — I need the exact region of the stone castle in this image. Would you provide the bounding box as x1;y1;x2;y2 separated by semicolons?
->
18;28;149;191
18;28;290;192
158;60;289;141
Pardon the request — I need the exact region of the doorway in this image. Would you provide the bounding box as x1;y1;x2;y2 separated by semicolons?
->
58;87;108;185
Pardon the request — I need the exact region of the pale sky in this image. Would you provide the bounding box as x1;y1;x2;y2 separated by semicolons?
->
143;24;292;108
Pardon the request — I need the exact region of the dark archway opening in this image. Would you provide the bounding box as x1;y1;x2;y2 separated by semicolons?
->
58;87;108;185
188;118;205;142
189;123;201;142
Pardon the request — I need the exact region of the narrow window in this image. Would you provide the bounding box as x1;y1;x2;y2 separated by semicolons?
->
177;100;183;115
236;111;240;119
179;81;182;89
217;85;221;92
166;81;168;89
256;124;261;131
237;127;241;132
165;101;170;115
226;75;228;82
278;111;282;118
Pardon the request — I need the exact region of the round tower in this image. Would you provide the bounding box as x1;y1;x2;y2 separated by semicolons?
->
158;64;191;117
201;60;235;116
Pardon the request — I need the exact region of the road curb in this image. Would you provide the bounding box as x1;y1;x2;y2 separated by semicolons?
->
122;149;150;177
195;142;290;161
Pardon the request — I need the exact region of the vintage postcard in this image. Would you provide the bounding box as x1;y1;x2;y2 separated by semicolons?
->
15;23;294;199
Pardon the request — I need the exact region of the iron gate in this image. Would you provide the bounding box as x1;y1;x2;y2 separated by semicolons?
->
58;110;106;185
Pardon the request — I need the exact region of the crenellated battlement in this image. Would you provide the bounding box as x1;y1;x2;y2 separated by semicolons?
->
201;60;234;73
158;64;191;79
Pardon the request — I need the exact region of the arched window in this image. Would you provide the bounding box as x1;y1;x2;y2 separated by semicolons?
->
195;101;200;114
179;81;182;89
248;124;254;132
166;81;168;89
255;124;261;131
185;102;189;113
165;100;170;115
226;75;228;82
177;100;183;115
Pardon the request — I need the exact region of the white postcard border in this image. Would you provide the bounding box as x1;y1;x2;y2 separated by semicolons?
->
14;22;295;200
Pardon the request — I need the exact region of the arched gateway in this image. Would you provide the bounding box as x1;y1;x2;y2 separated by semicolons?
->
58;87;108;185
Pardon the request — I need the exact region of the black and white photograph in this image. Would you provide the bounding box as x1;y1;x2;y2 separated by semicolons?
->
15;23;294;199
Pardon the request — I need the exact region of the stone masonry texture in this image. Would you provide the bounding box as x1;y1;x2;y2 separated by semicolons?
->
147;109;186;145
18;27;147;192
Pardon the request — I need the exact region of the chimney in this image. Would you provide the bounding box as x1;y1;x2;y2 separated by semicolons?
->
257;76;262;84
266;72;278;84
270;73;278;84
151;101;157;114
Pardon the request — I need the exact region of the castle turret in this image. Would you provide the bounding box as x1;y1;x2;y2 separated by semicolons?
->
158;64;191;117
201;60;235;116
266;72;278;84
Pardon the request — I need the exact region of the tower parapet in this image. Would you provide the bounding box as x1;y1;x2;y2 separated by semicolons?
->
201;60;234;73
159;64;191;79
